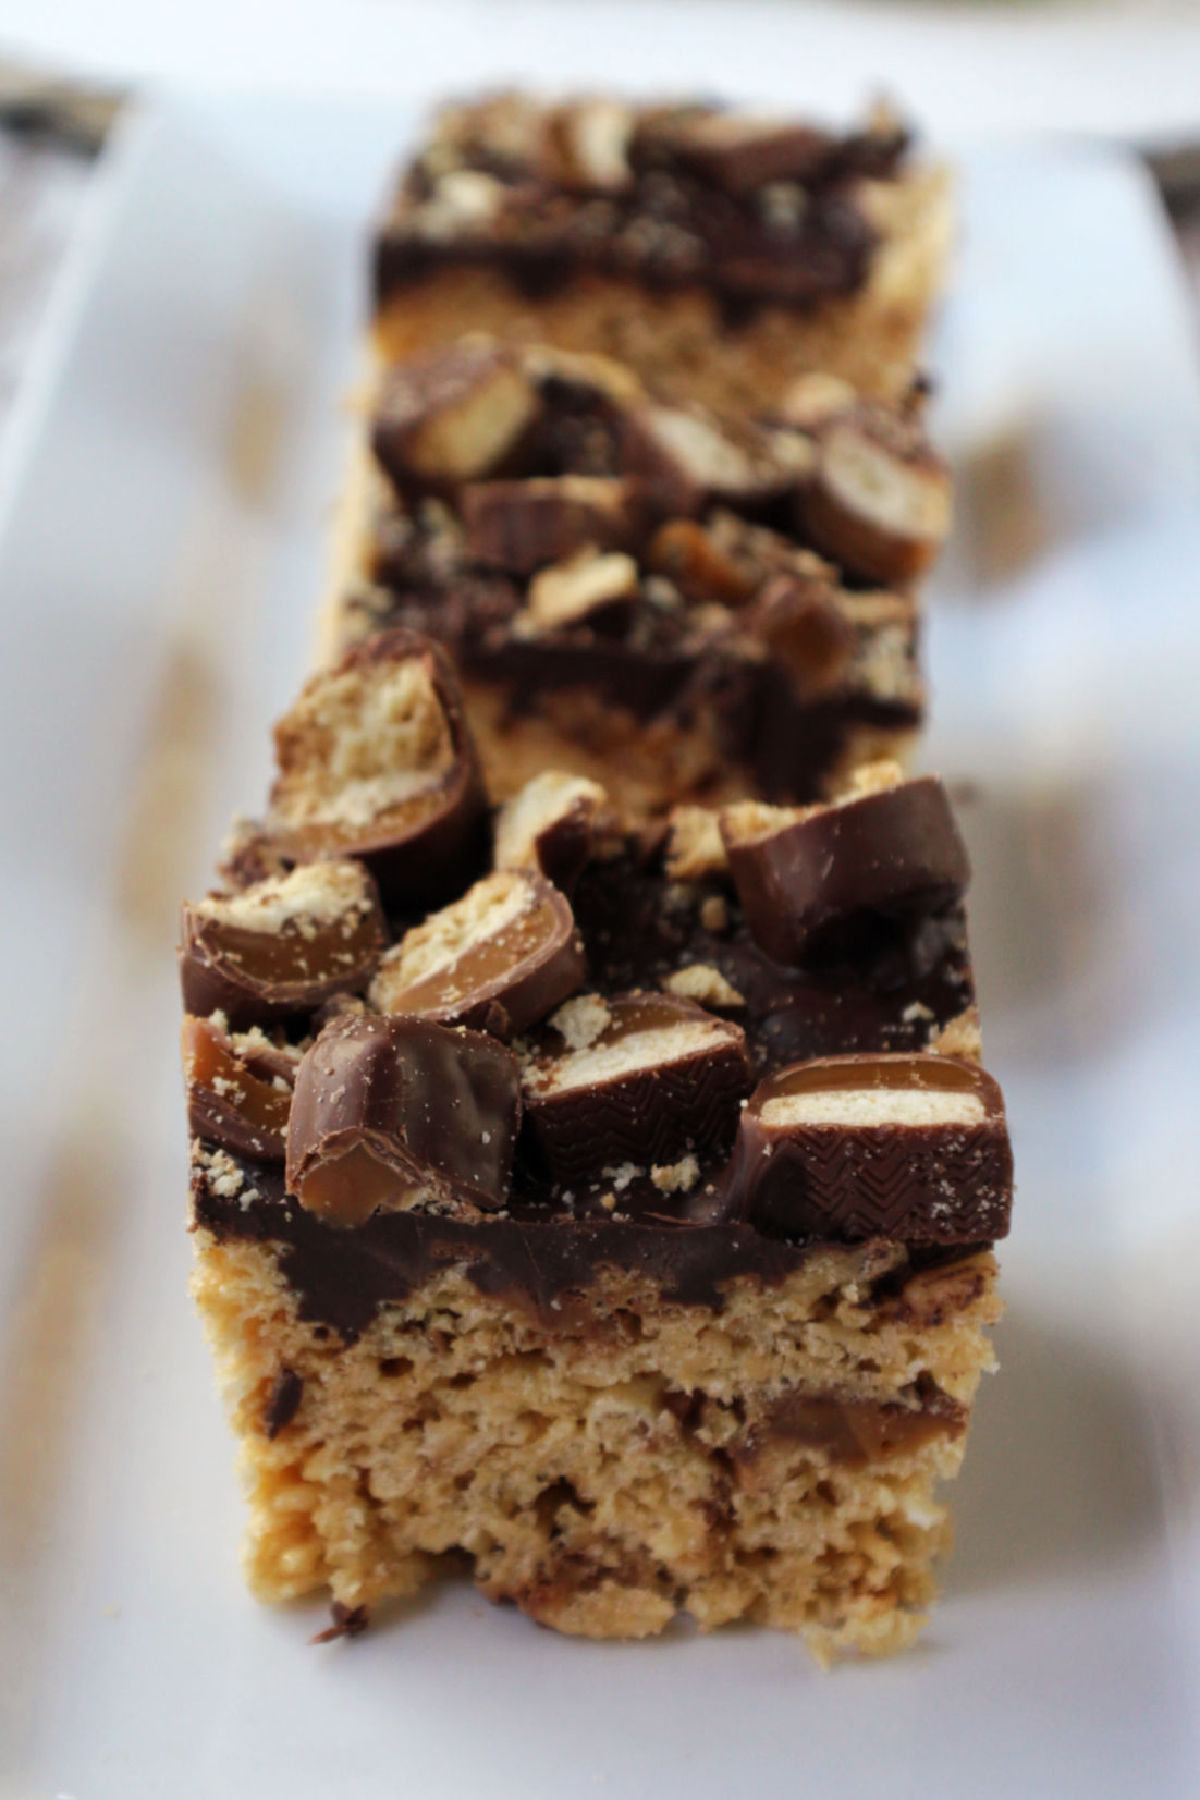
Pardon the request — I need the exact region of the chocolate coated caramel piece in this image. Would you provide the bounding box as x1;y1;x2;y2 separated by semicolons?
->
799;402;952;586
522;991;753;1188
267;630;487;908
286;1014;521;1226
462;476;636;574
179;860;387;1029
726;1052;1012;1243
721;772;969;965
372;341;537;492
370;868;585;1035
182;1015;292;1162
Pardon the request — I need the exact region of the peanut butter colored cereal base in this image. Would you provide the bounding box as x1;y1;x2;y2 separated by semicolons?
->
192;1230;998;1660
374;170;951;413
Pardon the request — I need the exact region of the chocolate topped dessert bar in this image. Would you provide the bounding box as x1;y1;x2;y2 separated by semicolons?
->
373;93;951;411
328;338;948;816
185;631;1010;1660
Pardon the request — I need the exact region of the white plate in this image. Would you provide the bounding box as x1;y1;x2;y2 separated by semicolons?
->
2;96;1200;1799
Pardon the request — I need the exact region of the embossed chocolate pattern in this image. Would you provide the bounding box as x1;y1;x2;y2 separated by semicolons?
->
182;1016;291;1162
725;1052;1013;1244
178;867;386;1030
286;1014;521;1226
723;777;969;966
522;991;753;1191
371;869;585;1034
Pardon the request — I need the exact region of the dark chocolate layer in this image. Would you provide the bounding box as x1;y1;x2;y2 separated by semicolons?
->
192;1156;980;1343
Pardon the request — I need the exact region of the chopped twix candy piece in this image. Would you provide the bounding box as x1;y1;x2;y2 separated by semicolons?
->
286;1014;521;1226
182;1016;292;1163
523;991;752;1188
370;868;585;1035
179;860;386;1029
267;629;486;907
657;110;833;194
720;772;968;965
371;340;537;490
622;404;780;517
462;476;636;574
725;1052;1013;1243
519;549;640;634
493;771;617;892
799;403;952;585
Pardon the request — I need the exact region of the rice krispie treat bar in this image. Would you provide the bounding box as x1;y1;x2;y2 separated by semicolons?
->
373;94;952;412
327;337;948;816
183;630;1011;1662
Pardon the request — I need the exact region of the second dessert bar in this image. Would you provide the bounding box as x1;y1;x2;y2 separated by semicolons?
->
328;337;949;816
184;631;1011;1662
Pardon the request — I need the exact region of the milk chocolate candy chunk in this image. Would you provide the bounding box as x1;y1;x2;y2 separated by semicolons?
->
664;110;833;194
721;773;968;966
267;630;486;909
370;868;585;1035
494;771;617;892
286;1014;521;1226
182;1016;291;1163
622;405;778;518
179;861;386;1030
523;991;753;1188
462;477;635;575
727;1053;1013;1244
800;403;952;586
372;341;538;492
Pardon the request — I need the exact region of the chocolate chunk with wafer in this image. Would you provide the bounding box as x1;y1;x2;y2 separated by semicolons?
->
179;860;386;1029
725;1052;1012;1242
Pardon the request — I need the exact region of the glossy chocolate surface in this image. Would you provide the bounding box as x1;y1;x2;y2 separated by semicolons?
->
286;1015;522;1225
722;776;970;964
